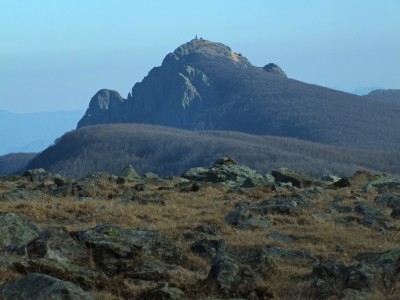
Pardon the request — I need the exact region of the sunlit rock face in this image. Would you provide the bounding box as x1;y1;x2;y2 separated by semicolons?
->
77;38;285;131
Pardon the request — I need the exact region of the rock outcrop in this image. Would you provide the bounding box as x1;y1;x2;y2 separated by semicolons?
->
182;156;271;188
78;89;125;128
263;63;287;78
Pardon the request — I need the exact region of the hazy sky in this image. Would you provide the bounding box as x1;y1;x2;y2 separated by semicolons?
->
1;0;399;113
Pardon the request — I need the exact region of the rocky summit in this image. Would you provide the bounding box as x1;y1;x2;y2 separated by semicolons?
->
1;157;400;299
77;38;400;150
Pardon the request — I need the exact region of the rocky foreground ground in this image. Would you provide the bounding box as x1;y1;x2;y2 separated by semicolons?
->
0;157;399;299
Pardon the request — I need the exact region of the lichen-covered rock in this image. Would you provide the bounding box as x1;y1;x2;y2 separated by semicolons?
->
0;213;41;252
182;157;268;188
313;249;400;298
266;231;295;244
20;227;92;277
72;172;116;197
23;168;69;187
225;203;272;229
258;196;311;215
27;227;88;262
321;174;342;183
140;284;185;300
0;189;43;201
119;165;141;181
364;177;400;193
0;273;95;300
205;251;243;295
391;208;400;219
205;249;275;297
374;194;400;208
190;239;225;259
126;260;198;287
263;246;317;262
272;167;315;188
75;224;186;275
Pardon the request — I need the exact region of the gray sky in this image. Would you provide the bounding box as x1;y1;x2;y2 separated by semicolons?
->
1;0;399;112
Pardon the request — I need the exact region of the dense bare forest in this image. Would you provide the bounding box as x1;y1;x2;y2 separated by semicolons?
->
26;124;400;179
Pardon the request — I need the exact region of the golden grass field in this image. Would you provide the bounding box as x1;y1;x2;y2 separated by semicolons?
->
0;172;399;299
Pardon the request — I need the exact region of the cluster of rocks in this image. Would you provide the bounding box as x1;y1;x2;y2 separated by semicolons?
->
0;157;399;299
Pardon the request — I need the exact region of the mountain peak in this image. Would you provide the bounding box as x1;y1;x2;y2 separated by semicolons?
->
165;38;252;67
76;39;400;151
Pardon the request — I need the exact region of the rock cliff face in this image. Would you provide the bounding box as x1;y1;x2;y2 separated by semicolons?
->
78;89;124;127
77;38;400;150
78;38;256;129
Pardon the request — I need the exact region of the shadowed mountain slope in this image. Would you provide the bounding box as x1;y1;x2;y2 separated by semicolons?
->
77;38;400;150
364;89;400;105
26;124;400;179
0;153;37;175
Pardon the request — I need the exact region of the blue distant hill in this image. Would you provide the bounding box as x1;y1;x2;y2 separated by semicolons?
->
0;109;84;155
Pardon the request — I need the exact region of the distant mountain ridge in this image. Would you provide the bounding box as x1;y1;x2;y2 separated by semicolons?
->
0;109;84;155
77;38;400;150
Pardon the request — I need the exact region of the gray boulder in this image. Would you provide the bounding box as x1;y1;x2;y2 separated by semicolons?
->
206;251;241;295
0;273;94;300
266;231;295;244
321;174;342;183
391;208;400;219
140;284;185;300
190;239;225;259
194;223;220;235
75;223;186;275
272;167;315;188
23;168;68;187
225;201;272;229
264;246;317;262
182;157;268;188
0;213;41;252
0;189;43;201
312;260;377;298
20;227;92;280
374;194;400;208
72;172;115;197
225;204;272;230
313;249;400;298
126;260;198;287
119;165;141;181
206;249;275;297
364;177;400;193
27;227;88;263
257;197;311;215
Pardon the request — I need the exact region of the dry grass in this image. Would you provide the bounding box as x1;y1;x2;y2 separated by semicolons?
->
0;180;399;299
